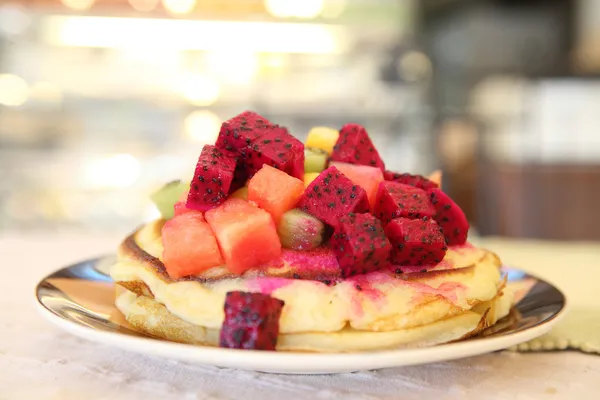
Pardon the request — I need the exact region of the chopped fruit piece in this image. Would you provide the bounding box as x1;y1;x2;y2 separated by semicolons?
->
330;161;384;210
230;186;249;200
151;180;189;220
174;189;195;217
215;111;272;154
304;147;329;173
277;209;325;250
216;111;275;188
278;248;340;280
374;181;435;224
162;213;223;279
205;199;282;274
429;189;469;245
242;126;305;180
303;172;320;187
305;126;339;155
187;145;237;212
330;124;385;171
220;291;284;351
331;213;391;277
383;171;439;190
385;217;448;267
428;170;443;187
248;165;304;223
297;166;370;228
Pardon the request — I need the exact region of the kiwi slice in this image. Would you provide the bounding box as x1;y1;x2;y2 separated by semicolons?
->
277;209;325;250
150;180;189;220
230;186;249;200
304;147;329;174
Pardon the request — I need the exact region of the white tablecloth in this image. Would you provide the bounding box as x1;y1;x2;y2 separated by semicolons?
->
1;232;599;400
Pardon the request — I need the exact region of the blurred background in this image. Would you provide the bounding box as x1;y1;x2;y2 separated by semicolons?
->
0;0;598;240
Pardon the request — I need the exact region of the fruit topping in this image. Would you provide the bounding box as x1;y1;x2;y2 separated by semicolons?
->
303;172;320;187
279;248;340;281
151;180;189;220
187;145;238;212
330;161;384;210
374;181;435;224
248;165;304;223
173;189;195;217
429;188;469;245
385;217;448;267
298;166;370;228
242;125;305;180
277;209;325;250
230;186;249;200
205;198;282;274
215;111;272;154
304;147;329;174
305;126;339;155
383;171;439;190
330;123;385;171
331;213;392;277
162;213;224;279
219;291;284;351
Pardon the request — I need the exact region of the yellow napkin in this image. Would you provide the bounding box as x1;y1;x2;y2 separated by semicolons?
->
477;238;600;355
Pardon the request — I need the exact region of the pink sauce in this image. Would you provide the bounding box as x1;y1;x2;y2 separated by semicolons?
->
345;272;388;316
247;278;293;295
449;242;475;255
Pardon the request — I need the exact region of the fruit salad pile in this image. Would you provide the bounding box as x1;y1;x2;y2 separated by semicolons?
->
151;111;470;350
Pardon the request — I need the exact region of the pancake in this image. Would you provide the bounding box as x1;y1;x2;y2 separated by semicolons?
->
109;220;513;351
115;286;514;352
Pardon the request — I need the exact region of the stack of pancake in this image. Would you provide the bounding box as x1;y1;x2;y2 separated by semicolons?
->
111;220;514;352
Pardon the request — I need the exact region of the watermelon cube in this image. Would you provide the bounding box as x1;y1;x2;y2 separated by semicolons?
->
162;213;224;279
248;165;305;223
205;199;282;274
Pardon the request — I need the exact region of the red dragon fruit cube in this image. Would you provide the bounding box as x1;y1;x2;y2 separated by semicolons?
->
374;181;435;224
219;291;284;351
330;123;385;171
331;213;392;277
186;145;237;211
385;217;448;267
297;166;370;228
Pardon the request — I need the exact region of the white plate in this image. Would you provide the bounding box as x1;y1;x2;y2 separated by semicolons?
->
36;256;567;374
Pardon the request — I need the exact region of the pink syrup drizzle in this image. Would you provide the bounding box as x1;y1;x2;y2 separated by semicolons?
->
345;272;389;317
449;242;475;254
246;277;293;295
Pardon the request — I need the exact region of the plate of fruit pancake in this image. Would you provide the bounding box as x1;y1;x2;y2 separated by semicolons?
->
36;112;567;374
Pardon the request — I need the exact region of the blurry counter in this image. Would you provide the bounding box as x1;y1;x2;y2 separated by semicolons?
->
1;231;599;399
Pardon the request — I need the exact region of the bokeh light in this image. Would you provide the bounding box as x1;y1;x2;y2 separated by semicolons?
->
206;51;259;85
184;110;221;144
162;0;196;15
0;3;31;36
0;74;28;107
179;74;220;106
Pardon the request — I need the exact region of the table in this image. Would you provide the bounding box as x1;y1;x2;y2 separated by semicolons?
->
2;232;599;400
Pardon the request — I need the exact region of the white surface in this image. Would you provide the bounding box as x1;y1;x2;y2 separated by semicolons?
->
2;232;600;398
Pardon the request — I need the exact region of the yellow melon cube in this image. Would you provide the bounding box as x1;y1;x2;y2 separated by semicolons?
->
305;126;339;155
